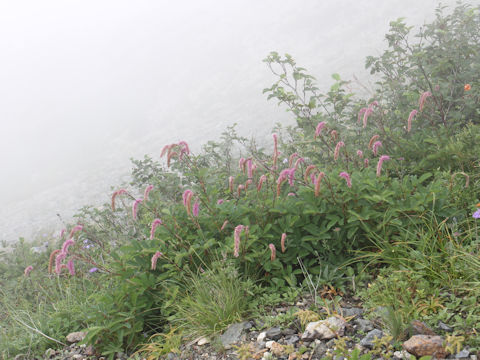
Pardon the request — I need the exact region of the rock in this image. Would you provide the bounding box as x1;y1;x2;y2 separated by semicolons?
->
44;348;56;358
282;328;296;336
393;350;410;359
312;341;328;358
166;353;179;360
359;329;384;348
410;320;436;336
402;335;448;358
265;340;275;348
72;355;83;360
341;307;364;318
219;322;249;348
197;337;210;346
66;331;87;343
262;351;272;360
243;321;253;330
257;331;267;343
265;326;282;340
285;335;300;345
270;341;285;356
438;321;453;332
456;349;470;358
301;317;347;340
353;318;374;333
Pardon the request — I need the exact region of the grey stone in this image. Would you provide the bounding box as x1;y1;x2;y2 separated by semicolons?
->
66;331;87;343
265;326;282;340
456;349;470;358
438;321;453;332
219;322;248;348
341;307;364;318
354;318;374;333
359;329;384;348
257;331;267;343
243;321;253;330
282;328;296;336
285;335;300;345
312;341;328;358
166;353;179;360
302;317;347;340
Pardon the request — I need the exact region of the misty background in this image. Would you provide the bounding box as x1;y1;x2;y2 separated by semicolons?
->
0;0;461;243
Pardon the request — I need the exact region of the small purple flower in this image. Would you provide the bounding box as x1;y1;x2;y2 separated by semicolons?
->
89;267;98;273
217;199;224;205
473;209;480;219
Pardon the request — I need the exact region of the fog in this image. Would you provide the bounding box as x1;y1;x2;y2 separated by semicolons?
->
0;0;460;243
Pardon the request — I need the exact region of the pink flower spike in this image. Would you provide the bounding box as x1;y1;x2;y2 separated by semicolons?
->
59;229;66;238
178;141;190;155
69;225;83;238
339;172;352;188
233;225;245;257
67;259;75;276
257;175;267;192
363;107;374;128
364;158;369;167
281;233;287;253
287;192;296;196
111;189;127;211
288;168;296;187
358;107;367;124
55;252;67;275
247;159;253;178
376;155;391;177
288;153;299;167
314;122;326;139
182;190;193;206
217;199;224;205
132;199;142;220
334;141;345;161
304;165;316;183
228;176;234;192
372;141;383;156
368;135;380;149
269;243;276;261
239;158;246;173
407;109;418;133
151;251;163;270
314;172;326;197
221;220;229;231
356;150;364;158
150;218;163;240
61;239;75;254
294;157;304;170
144;185;154;202
370;100;379;107
237;184;245;196
419;91;432;111
192;200;200;217
24;266;33;277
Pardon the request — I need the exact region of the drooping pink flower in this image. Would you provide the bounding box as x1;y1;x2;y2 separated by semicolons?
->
314;122;326;139
132;199;142;220
59;229;66;238
368;135;380;149
281;233;287;253
288;153;299;167
364;158;369;167
237;184;245;196
257;175;267;192
192;200;200;217
221;220;229;231
304;165;316;183
407;109;418;132
310;173;316;183
372;141;382;156
370;100;379;107
245;179;253;190
143;185;154;202
269;243;276;261
356;150;364;158
294;157;304;170
246;159;253;178
330;130;338;141
61;239;75;254
419;91;432;111
287;192;296;196
363;106;374;128
167;151;177;167
178;141;190;155
314;172;326;197
217;199;224;205
339;172;352;188
276;170;289;196
182;190;193;214
334;141;345;161
272;133;278;169
150;219;163;240
69;225;83;238
228;176;234;192
151;251;163;270
233;225;245;257
67;259;75;276
239;158;246;173
55;252;67;274
288;168;296;186
358;108;367;124
160;143;174;158
376;155;391;177
24;266;33;276
111;189;127;211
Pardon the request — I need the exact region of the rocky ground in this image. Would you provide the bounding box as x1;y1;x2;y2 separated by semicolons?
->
19;294;478;360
